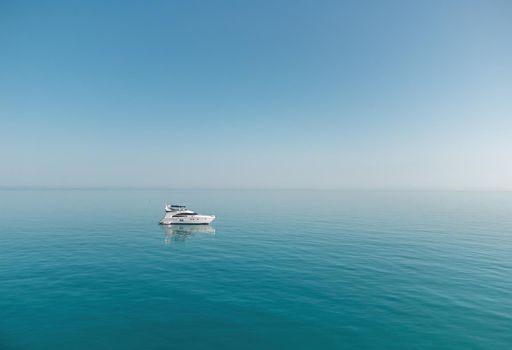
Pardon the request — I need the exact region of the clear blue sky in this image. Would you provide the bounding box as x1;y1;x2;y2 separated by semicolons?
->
1;0;511;189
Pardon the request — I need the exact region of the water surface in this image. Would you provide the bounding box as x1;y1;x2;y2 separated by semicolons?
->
1;190;511;349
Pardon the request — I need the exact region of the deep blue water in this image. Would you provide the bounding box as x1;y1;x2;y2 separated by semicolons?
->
1;190;511;349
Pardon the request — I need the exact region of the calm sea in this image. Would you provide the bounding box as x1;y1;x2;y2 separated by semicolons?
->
1;190;511;349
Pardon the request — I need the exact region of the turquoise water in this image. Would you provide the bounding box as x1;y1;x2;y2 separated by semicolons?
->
1;190;511;349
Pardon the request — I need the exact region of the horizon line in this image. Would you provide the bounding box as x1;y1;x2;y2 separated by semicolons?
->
1;187;511;192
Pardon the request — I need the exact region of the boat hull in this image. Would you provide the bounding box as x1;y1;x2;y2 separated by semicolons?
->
159;215;215;225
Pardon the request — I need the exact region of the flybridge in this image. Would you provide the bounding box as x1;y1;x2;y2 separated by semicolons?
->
165;204;187;212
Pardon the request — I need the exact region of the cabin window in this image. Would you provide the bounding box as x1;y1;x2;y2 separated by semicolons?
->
174;212;197;217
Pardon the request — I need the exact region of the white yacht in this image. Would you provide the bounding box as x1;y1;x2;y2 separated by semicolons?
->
159;204;216;225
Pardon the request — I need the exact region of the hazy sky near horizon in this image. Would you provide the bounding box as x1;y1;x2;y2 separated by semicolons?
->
1;0;511;189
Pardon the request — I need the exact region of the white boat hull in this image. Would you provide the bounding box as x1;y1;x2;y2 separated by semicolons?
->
159;214;215;225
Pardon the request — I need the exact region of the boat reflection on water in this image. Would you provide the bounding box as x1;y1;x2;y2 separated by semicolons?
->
162;224;216;244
